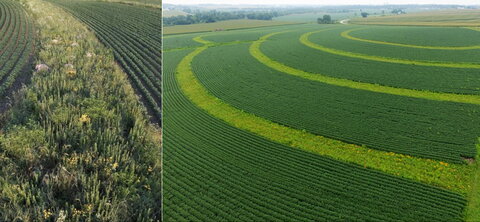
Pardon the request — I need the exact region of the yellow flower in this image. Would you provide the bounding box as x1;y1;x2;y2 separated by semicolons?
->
112;162;119;170
67;69;77;78
143;184;151;191
43;209;53;219
84;204;93;212
79;114;91;124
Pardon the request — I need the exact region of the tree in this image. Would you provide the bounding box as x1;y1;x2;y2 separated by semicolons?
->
322;14;332;23
361;12;369;18
317;14;333;24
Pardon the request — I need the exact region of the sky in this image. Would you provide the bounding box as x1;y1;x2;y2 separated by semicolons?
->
165;0;480;5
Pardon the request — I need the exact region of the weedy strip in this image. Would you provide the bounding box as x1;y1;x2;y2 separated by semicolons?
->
0;0;161;220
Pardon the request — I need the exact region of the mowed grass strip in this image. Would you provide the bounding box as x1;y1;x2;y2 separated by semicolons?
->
301;30;480;68
249;31;480;105
177;40;474;194
341;28;480;50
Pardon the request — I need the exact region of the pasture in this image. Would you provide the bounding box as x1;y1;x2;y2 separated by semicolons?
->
164;22;480;221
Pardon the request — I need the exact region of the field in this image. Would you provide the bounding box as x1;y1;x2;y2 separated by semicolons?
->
164;19;297;35
350;9;480;26
273;12;355;22
0;0;161;220
0;0;35;110
53;0;162;123
164;22;480;220
163;9;189;17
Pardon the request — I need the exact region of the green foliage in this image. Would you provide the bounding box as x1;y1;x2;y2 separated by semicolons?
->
52;0;162;124
0;0;161;220
163;45;468;221
0;0;35;98
317;14;333;24
466;144;480;221
261;25;480;95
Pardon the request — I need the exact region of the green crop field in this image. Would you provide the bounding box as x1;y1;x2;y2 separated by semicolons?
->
52;0;162;123
0;0;35;107
164;22;480;221
351;9;480;26
164;19;297;35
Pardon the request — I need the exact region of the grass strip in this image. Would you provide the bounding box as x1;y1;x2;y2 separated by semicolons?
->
177;38;475;194
301;30;480;68
250;31;480;105
466;144;480;221
341;28;480;50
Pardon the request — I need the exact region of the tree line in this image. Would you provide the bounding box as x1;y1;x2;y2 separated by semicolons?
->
164;10;283;26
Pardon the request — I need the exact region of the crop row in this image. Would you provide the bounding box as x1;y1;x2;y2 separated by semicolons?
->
341;27;480;50
52;1;162;123
163;49;467;221
0;0;35;100
316;26;480;64
193;43;480;163
261;28;480;95
306;26;480;65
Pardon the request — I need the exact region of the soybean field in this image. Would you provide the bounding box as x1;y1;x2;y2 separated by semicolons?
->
164;23;480;221
0;0;35;109
51;0;162;123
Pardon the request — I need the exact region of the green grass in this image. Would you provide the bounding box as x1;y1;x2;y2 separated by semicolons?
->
0;0;161;220
466;145;480;221
350;9;480;26
164;19;297;35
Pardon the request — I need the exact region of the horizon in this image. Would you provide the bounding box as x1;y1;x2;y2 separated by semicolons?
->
164;1;480;6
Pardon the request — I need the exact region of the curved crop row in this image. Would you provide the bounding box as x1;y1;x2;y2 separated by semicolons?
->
341;28;480;50
250;32;480;105
301;30;480;68
312;26;480;64
197;41;480;164
0;0;35;105
163;48;468;221
261;27;480;95
51;1;162;123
